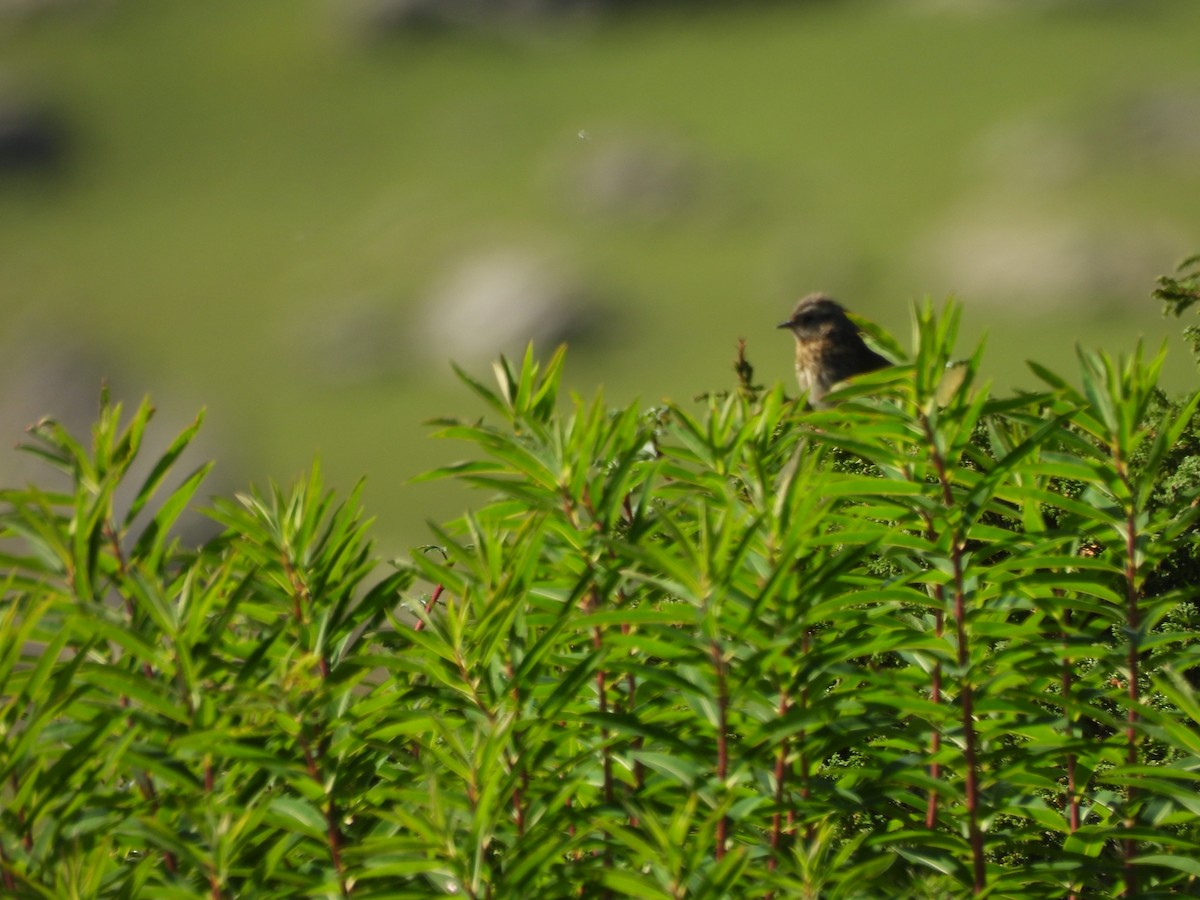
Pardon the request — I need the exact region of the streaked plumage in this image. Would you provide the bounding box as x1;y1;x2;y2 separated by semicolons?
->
777;294;890;408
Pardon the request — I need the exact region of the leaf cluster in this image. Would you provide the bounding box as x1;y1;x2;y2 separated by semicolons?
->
4;300;1200;898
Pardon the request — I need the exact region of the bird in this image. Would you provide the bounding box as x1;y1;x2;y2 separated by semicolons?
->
777;293;891;408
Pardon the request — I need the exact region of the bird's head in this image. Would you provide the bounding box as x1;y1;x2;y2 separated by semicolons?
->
777;293;852;342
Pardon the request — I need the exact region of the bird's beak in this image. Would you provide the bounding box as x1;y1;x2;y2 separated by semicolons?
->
776;320;792;330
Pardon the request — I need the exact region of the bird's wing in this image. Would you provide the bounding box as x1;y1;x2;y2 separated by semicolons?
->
825;341;890;386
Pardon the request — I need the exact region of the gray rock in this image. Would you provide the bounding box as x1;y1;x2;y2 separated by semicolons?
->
1105;88;1200;166
356;0;464;33
0;327;237;549
0;101;68;171
919;210;1194;311
0;0;112;24
566;131;700;221
417;247;603;364
289;295;405;386
352;0;607;36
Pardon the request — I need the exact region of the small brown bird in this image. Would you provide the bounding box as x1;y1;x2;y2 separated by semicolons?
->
777;293;891;408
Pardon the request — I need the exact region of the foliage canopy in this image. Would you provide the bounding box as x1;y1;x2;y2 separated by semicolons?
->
3;296;1200;898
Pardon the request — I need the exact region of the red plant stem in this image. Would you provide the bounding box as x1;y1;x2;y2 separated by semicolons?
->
923;517;945;830
768;691;790;871
508;660;526;835
281;550;308;624
591;612;614;898
107;519;178;874
952;569;985;894
155;796;179;874
105;525;154;678
283;540;350;897
1061;609;1080;834
620;497;644;786
621;621;645;826
565;793;579;858
302;736;350;897
12;775;31;852
594;624;614;806
797;631;815;844
925;651;942;828
515;772;528;836
325;790;348;896
1;838;15;894
563;496;615;811
625;679;644;789
1061;605;1080;900
408;584;447;764
562;489;620;894
1121;499;1141;898
711;639;729;861
118;703;178;874
922;416;984;893
106;522;134;616
202;755;223;900
288;541;350;899
413;583;445;632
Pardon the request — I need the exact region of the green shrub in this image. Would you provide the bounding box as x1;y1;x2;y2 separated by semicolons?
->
3;294;1200;898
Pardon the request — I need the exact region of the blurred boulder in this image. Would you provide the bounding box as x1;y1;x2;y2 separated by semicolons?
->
974;89;1200;189
970;115;1084;190
353;0;607;36
0;335;112;485
1104;87;1200;166
0;0;65;17
417;248;604;364
0;101;68;171
0;328;238;548
356;0;462;32
290;295;404;386
563;131;702;221
0;0;113;17
919;210;1193;312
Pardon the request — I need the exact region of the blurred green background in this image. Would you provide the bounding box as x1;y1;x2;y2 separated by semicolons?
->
3;0;1199;551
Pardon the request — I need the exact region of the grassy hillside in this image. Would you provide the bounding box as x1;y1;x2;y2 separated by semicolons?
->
2;0;1199;547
